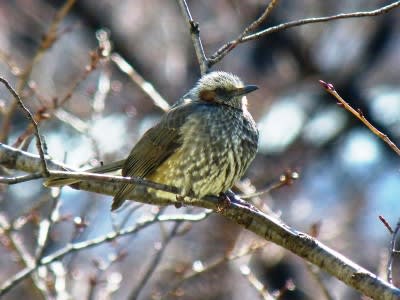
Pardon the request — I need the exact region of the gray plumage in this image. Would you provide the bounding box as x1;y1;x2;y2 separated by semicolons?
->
112;71;259;210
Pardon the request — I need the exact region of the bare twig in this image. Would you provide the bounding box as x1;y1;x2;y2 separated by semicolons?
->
176;0;208;74
240;170;299;199
57;46;105;107
129;219;184;300
0;0;77;142
0;209;46;297
242;0;280;37
319;80;400;157
111;53;170;112
380;215;395;235
87;250;127;299
0;49;21;75
166;241;267;297
305;263;335;300
240;265;276;300
209;1;400;66
387;219;400;284
275;280;296;299
0;78;49;176
35;188;61;260
209;0;279;66
93;30;112;115
0;211;208;296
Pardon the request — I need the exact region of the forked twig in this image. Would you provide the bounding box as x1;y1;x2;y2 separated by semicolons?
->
0;78;49;176
209;0;279;66
0;0;77;142
208;1;400;66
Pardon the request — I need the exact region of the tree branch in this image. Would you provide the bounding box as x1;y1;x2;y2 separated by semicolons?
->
208;1;400;66
319;80;400;157
0;0;77;143
177;0;208;75
0;78;49;176
209;0;279;66
387;219;400;284
1;143;400;299
128;217;184;300
111;53;170;112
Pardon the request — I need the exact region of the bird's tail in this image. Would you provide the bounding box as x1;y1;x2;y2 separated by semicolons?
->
111;183;136;211
43;159;125;187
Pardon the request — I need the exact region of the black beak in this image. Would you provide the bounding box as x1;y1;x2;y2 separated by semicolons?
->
234;85;258;96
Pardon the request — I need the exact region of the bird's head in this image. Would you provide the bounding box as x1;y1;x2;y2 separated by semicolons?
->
191;71;258;110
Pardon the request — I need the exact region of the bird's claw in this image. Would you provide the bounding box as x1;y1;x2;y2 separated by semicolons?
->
216;192;232;212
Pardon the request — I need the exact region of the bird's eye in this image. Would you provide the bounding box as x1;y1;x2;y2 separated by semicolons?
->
214;87;225;94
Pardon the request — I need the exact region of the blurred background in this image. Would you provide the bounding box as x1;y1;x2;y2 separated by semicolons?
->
0;0;399;299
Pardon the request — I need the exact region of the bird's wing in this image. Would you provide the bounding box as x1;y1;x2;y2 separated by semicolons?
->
111;102;206;210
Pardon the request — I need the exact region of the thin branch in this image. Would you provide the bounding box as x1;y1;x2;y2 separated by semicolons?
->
242;0;280;37
93;30;112;115
0;173;42;184
0;211;208;296
304;224;335;300
305;263;335;300
57;46;105;107
244;1;400;41
209;0;279;66
111;53;170;112
34;188;61;260
319;80;400;157
129;219;184;300
165;240;267;297
0;49;21;75
0;78;49;176
380;215;395;235
209;1;400;66
0;0;77;142
1;144;400;299
240;170;299;199
0;207;47;297
176;0;208;74
240;265;276;300
387;219;400;284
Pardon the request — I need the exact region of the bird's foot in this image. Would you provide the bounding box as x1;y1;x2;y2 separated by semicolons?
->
175;195;185;208
216;192;231;212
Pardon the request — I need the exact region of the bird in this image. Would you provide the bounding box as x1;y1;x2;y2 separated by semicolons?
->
45;71;259;211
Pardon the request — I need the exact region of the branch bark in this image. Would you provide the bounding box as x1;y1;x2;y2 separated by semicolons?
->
177;0;209;75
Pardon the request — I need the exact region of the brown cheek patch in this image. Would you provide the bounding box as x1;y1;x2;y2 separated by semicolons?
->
199;90;216;102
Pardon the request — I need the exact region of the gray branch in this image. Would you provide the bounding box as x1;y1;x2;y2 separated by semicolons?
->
177;0;208;75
